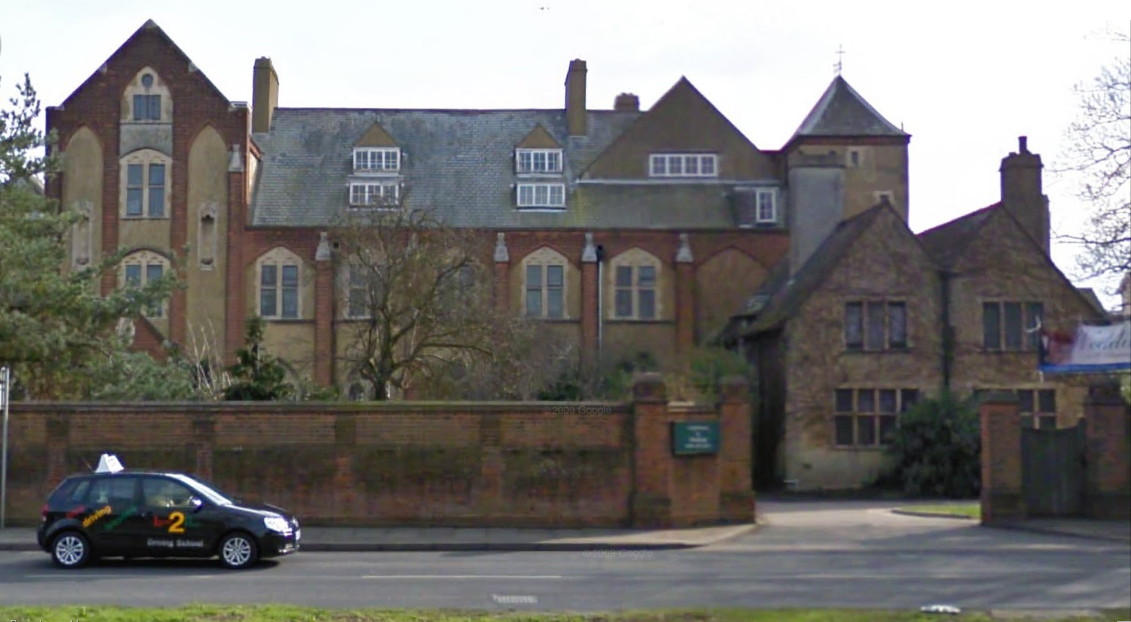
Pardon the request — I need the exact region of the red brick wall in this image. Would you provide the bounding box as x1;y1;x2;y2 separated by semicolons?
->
980;384;1131;522
6;377;755;528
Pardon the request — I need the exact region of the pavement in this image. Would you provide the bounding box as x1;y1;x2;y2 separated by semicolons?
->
0;523;759;553
2;505;1125;552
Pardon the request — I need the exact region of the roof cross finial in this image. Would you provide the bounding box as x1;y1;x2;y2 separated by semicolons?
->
834;44;845;76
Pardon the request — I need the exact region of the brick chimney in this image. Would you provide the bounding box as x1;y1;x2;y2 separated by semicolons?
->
614;93;639;112
565;59;587;136
252;57;279;134
1000;136;1049;254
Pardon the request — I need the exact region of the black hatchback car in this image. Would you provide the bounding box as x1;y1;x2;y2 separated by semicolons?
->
37;468;300;569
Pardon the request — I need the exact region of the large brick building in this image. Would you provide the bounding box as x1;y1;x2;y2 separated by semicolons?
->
47;20;910;396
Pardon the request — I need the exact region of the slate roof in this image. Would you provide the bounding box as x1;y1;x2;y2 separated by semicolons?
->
917;203;998;270
250;107;750;229
791;76;907;139
744;204;890;334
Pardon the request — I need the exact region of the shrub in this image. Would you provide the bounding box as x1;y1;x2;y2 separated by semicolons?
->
881;391;980;498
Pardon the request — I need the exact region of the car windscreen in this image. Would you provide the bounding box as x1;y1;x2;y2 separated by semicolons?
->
167;473;234;506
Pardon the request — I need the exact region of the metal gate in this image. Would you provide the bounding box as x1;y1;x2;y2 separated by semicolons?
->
1021;421;1086;517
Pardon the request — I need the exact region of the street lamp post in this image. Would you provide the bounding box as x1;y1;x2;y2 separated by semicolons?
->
1;366;9;529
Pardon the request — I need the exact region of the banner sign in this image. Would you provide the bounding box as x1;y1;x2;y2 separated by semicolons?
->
1040;319;1131;374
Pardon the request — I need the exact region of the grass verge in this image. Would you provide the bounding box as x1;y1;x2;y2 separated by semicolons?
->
0;606;1127;622
895;502;981;520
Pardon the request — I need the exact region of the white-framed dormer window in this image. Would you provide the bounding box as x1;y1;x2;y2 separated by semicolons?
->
353;148;400;172
756;189;777;224
516;149;563;174
349;182;400;208
649;153;718;178
517;183;565;208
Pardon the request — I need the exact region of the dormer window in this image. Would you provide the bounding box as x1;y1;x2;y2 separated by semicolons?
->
353;148;400;172
516;149;563;174
350;182;399;208
649;153;718;178
517;183;565;208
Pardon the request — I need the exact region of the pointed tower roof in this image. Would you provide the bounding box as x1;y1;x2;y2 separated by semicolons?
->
790;75;907;140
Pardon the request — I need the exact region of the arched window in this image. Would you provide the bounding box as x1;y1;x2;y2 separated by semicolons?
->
521;247;569;319
120;250;171;318
257;248;304;319
121;68;172;123
608;248;661;320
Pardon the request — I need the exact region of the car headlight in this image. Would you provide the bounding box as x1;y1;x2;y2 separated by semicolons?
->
264;516;291;533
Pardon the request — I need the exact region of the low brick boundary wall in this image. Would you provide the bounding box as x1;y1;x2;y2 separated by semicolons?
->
980;384;1130;523
4;374;754;528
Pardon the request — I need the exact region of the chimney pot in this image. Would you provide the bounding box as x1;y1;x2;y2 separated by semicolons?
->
1019;136;1028;153
614;93;640;112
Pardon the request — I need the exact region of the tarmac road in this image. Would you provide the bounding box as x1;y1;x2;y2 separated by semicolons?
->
1;500;1127;612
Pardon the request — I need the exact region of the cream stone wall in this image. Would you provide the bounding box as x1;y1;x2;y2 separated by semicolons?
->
62;127;103;273
803;143;909;221
185;127;229;355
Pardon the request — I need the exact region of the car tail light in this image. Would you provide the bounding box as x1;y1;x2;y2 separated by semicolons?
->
41;504;49;521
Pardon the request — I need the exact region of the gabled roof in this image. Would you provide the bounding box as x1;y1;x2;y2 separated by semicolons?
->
59;19;230;110
917;203;999;270
790;75;907;140
745;203;891;334
580;77;770;180
516;125;561;149
920;202;1108;319
354;123;398;148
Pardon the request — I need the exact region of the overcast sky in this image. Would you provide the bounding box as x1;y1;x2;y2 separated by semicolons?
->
2;1;1127;305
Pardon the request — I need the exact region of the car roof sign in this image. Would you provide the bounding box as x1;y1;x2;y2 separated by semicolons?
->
94;453;124;474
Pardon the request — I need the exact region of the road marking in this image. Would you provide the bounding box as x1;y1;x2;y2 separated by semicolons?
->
361;579;565;583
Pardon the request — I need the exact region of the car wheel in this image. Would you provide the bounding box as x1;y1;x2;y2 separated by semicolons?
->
218;532;258;570
51;531;91;569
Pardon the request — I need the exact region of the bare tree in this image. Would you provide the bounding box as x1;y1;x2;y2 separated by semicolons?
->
1058;32;1130;286
333;207;520;400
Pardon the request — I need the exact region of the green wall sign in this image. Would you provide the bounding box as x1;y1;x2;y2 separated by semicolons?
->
671;421;720;455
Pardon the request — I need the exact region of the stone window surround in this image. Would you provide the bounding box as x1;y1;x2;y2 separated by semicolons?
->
120;249;170;318
257;247;304;320
832;387;921;448
119;149;171;219
608;248;662;321
121;67;172;124
522;247;569;320
982;300;1043;352
843;299;908;351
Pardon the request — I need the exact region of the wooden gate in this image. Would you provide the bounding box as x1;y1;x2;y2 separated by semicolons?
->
1021;421;1086;517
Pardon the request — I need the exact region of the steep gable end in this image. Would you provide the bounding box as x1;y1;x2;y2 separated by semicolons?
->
516;124;562;149
918;203;998;271
56;19;231;111
942;206;1104;317
354;122;399;148
583;77;774;180
748;203;909;333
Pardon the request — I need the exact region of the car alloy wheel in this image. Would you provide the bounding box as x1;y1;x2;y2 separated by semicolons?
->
52;532;91;569
219;532;258;570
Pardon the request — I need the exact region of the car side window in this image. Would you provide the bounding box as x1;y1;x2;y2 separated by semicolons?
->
142;477;196;509
86;477;137;507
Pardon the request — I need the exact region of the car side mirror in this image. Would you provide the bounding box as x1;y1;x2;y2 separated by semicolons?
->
190;497;204;512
